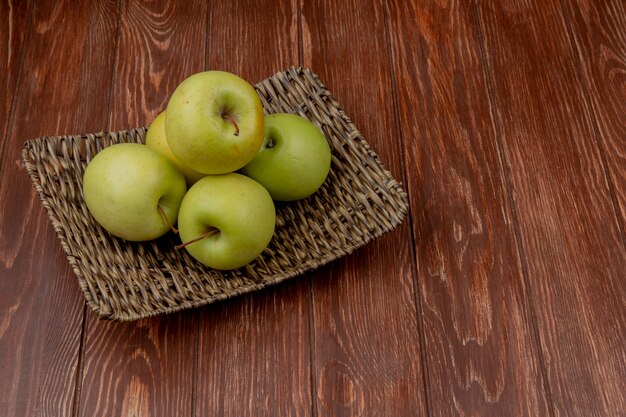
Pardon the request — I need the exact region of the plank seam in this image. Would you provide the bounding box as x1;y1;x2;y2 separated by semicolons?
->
105;0;124;130
71;304;88;417
470;2;557;416
557;0;626;249
297;1;318;415
381;1;433;415
0;0;35;179
193;4;212;417
75;1;122;415
191;312;200;417
204;0;210;71
297;0;304;70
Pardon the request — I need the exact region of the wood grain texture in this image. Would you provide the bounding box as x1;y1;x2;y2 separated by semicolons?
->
0;0;29;143
77;1;207;416
384;0;550;415
109;0;209;127
2;1;625;416
195;1;312;416
300;0;429;415
197;286;311;417
562;0;626;240
204;0;298;77
0;1;118;416
79;314;196;417
475;0;626;415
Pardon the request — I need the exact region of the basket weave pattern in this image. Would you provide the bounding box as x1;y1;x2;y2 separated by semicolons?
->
22;67;408;321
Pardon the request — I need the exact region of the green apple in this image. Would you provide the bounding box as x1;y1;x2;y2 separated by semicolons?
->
240;113;331;201
177;173;275;270
82;143;187;241
165;71;265;174
145;111;205;185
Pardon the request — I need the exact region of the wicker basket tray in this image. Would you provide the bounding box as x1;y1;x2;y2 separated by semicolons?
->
22;67;408;321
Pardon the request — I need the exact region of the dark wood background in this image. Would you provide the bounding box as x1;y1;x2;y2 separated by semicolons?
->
1;0;624;416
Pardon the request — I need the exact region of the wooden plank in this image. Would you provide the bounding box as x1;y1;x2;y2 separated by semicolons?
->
0;1;118;416
194;1;312;416
76;1;207;416
475;1;626;415
383;0;551;415
197;288;311;416
563;0;626;240
0;0;29;139
300;0;429;415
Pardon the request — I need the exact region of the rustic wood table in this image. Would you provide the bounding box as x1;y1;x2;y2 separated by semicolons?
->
1;1;624;416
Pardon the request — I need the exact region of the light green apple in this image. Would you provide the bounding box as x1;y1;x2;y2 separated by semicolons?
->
240;113;331;201
177;173;275;270
82;143;187;241
145;111;205;185
165;71;265;174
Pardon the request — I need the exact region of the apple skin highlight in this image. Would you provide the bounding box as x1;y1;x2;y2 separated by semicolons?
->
177;173;276;270
165;71;265;175
82;143;187;241
241;113;331;201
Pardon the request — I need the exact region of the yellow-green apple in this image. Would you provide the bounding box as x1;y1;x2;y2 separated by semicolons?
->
176;173;275;270
82;143;186;241
165;71;264;174
145;111;205;185
241;113;331;201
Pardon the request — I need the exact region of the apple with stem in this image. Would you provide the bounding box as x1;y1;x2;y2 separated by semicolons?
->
165;71;265;175
176;173;275;270
241;113;331;201
82;143;186;241
146;111;205;185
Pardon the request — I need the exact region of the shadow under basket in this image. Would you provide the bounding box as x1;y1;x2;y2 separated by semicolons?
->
21;67;409;321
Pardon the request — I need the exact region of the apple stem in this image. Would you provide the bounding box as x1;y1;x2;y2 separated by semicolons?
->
158;204;178;234
175;228;220;250
223;114;240;136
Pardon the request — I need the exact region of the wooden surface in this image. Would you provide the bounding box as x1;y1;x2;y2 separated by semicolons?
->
1;0;624;416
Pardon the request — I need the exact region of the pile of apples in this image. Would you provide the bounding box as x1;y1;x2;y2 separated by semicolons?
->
82;71;331;270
